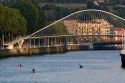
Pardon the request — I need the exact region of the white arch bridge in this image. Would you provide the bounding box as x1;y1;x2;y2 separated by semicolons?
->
3;9;125;50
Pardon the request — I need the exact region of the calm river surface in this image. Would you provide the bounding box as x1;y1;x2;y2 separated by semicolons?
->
0;50;125;83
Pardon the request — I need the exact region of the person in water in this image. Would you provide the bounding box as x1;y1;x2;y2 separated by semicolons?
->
79;63;83;68
18;64;23;67
32;68;36;73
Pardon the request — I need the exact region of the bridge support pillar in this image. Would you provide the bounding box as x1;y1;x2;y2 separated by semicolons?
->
47;37;50;47
17;39;24;48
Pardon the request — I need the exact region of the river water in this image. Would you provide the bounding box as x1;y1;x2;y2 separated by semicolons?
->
0;50;125;83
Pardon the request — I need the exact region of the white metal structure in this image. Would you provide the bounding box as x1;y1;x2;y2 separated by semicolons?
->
4;9;125;49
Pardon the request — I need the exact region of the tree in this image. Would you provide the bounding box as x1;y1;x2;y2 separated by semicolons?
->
13;0;45;34
0;3;27;43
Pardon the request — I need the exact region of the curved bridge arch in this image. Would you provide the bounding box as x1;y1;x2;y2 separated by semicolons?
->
26;9;125;39
4;9;125;49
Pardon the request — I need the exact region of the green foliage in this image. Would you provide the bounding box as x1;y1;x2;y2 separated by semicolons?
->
0;3;27;35
12;0;45;34
42;22;68;36
113;7;125;18
51;23;68;35
14;0;38;33
0;3;27;43
39;0;87;3
43;4;79;23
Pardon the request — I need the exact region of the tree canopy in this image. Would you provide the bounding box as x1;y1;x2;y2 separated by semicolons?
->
0;3;27;43
13;0;45;34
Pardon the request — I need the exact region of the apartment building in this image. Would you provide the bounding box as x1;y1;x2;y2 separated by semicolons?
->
64;19;113;42
114;28;125;42
64;19;112;35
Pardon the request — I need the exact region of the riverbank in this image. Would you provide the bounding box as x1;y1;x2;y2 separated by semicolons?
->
0;44;122;59
0;46;68;58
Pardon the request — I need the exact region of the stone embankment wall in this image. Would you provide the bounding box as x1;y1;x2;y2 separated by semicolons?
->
0;46;68;58
0;45;121;58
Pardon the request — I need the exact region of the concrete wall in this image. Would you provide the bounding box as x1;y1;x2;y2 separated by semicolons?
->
0;46;68;58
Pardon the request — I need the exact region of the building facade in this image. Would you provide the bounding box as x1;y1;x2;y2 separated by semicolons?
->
64;19;113;42
114;28;125;42
64;19;112;35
